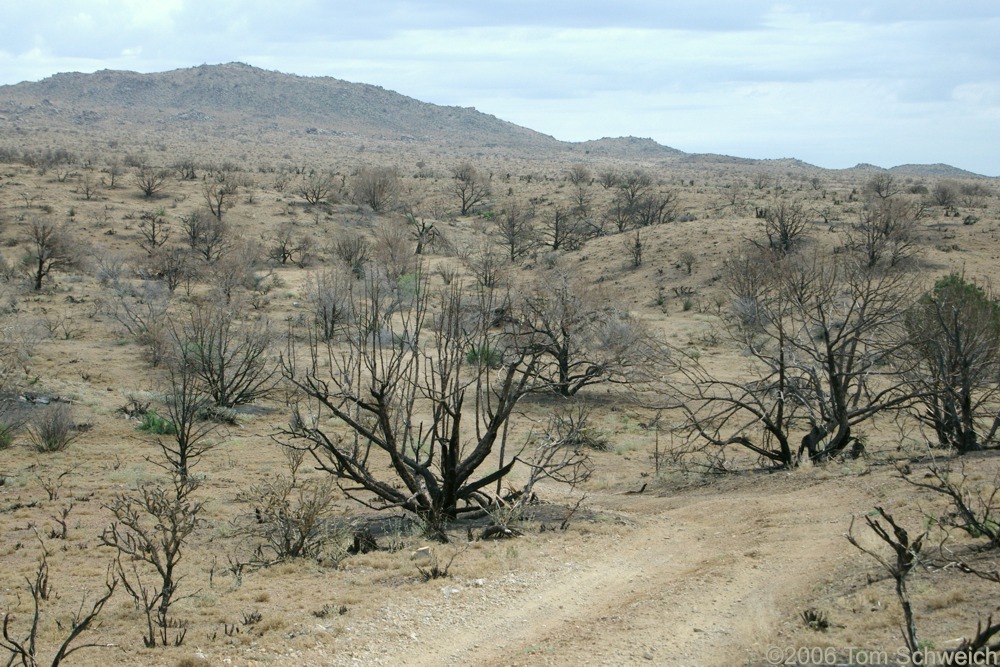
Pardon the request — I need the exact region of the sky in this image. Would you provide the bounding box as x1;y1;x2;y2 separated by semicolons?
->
1;1;998;176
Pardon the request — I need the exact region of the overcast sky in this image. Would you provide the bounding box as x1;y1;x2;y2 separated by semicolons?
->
1;1;998;175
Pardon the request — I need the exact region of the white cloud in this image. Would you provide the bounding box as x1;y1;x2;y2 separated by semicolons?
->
0;1;998;173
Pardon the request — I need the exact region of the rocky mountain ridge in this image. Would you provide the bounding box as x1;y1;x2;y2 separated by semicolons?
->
0;63;987;177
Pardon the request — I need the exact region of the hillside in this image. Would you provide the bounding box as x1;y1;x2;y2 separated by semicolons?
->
0;63;563;161
0;63;988;177
0;57;999;667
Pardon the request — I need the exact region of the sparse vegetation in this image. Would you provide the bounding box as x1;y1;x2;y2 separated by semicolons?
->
0;63;998;665
903;274;1000;452
25;219;78;290
138;408;175;435
675;250;915;467
28;404;77;453
134;166;168;198
101;473;202;648
282;277;546;536
231;446;342;566
452;162;490;215
0;551;118;667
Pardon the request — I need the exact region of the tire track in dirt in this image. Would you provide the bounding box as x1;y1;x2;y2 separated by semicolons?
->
302;475;873;666
413;479;867;667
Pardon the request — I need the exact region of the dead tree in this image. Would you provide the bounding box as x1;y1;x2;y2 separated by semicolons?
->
331;234;371;278
150;247;197;294
1;553;117;667
181;305;277;408
676;252;916;467
134;167;167;198
202;176;237;221
618;169;653;212
104;280;171;367
406;212;438;256
848;198;922;269
281;275;542;536
452;163;490;215
297;173;337;206
517;277;655;396
267;221;311;266
136;209;170;256
863;173;902;201
541;208;588;252
351;165;399;213
632;191;679;227
306;268;355;341
154;338;220;482
179;210;228;263
566;164;591;186
899;460;1000;548
755;197;808;255
25;220;77;291
100;474;201;648
494;199;537;263
846;507;925;656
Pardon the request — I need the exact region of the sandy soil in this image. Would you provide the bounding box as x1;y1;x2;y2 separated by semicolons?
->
212;471;875;667
0;136;997;667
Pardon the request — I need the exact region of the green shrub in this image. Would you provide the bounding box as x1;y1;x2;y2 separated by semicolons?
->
138;408;176;435
466;345;502;369
0;424;15;450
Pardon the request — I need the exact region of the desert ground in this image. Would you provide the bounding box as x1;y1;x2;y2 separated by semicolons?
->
2;68;1000;667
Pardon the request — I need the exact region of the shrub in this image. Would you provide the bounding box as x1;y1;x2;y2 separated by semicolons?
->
235;448;350;567
0;423;15;450
0;403;25;450
29;404;77;452
466;344;503;369
138;408;176;435
233;470;341;564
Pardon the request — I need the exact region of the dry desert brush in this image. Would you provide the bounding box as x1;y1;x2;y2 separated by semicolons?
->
1;553;118;667
675;251;916;468
846;507;925;656
180;303;278;409
847;505;1000;658
900;458;1000;548
151;337;222;482
100;473;202;648
231;446;342;567
28;404;77;454
281;273;547;536
517;275;659;397
24;219;79;291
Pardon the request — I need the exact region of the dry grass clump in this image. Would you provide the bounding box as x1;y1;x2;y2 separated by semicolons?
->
28;403;77;453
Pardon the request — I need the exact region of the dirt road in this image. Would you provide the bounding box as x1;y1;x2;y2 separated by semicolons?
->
301;472;874;667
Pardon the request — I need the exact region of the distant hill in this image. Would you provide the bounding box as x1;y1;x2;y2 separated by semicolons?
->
572;136;686;160
0;63;987;175
845;162;987;179
888;163;987;179
0;62;562;152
